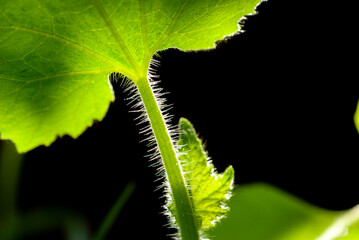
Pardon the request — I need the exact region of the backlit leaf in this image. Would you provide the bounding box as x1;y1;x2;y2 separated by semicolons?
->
210;183;359;240
169;118;234;237
0;0;262;152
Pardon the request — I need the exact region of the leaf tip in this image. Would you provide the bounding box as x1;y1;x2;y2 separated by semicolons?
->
224;165;235;183
179;117;192;128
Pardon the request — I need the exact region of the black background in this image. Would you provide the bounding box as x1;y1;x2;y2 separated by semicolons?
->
7;0;359;239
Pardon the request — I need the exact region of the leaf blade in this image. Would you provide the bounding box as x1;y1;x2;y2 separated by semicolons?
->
1;0;263;151
0;0;122;151
210;183;359;240
144;0;262;53
175;118;234;235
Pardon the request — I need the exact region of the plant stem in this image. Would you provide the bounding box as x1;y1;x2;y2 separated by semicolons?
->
0;140;23;222
136;77;199;240
94;182;135;240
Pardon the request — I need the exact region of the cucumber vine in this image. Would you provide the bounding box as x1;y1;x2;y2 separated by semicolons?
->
1;1;359;240
110;58;234;239
112;70;200;239
136;77;199;240
0;1;263;239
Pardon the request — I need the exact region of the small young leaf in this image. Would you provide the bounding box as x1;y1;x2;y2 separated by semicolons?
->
167;118;234;236
354;101;359;134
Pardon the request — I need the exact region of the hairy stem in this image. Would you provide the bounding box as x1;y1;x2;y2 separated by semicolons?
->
136;77;199;240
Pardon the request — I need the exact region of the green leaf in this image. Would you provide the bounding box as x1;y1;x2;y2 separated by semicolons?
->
168;118;234;236
0;0;262;152
317;205;359;240
354;101;359;134
209;183;359;240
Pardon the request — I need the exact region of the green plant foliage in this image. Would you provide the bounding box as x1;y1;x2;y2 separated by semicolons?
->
210;183;359;240
0;0;262;152
337;222;359;240
354;101;359;133
168;118;233;237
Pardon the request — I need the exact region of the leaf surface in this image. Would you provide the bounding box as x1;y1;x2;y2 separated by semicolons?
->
169;118;233;236
0;0;262;152
354;101;359;134
210;183;359;240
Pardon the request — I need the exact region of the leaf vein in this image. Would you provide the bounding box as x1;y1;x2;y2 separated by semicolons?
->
149;0;190;53
9;75;93;129
0;8;13;25
109;0;125;18
139;0;150;70
91;0;140;74
0;28;16;44
0;82;27;100
0;25;120;70
20;36;48;61
170;2;238;37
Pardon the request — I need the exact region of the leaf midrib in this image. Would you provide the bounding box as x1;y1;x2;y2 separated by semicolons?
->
0;69;112;104
0;69;113;83
91;0;141;76
139;0;149;73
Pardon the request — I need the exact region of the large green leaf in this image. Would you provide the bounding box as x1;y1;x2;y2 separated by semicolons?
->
210;183;359;240
0;0;262;152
